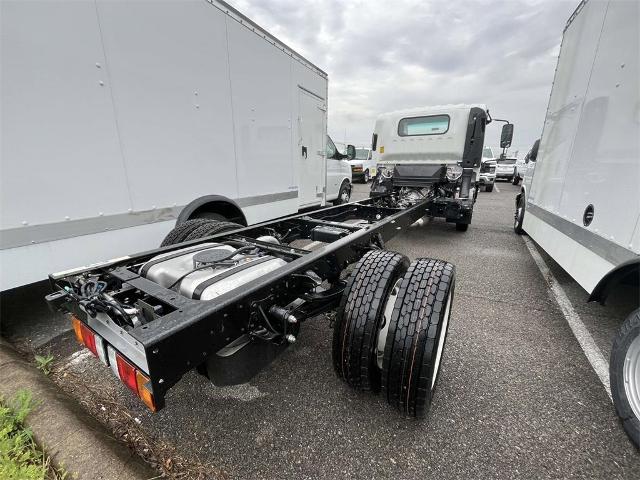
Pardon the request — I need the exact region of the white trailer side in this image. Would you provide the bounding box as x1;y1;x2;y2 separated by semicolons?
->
516;0;640;447
522;0;639;294
0;0;342;290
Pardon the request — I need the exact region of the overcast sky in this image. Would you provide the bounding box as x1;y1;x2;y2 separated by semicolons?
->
228;0;579;156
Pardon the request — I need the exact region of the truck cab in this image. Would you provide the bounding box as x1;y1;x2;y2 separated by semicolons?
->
370;104;510;231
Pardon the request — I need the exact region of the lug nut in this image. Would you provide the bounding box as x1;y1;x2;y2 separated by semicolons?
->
285;334;296;344
287;314;298;324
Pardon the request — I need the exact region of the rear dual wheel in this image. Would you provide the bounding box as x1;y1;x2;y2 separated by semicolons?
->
333;251;456;417
333;250;409;392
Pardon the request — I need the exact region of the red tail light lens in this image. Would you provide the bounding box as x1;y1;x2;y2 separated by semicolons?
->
82;326;97;356
115;353;138;394
71;316;97;357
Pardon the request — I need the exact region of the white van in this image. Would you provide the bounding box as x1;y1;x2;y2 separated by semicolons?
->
0;0;352;291
348;147;377;183
513;0;639;446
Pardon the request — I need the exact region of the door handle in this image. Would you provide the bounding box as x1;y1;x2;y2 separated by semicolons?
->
301;146;307;159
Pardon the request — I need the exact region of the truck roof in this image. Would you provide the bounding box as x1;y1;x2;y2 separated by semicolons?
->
376;104;488;120
207;0;327;78
564;0;588;32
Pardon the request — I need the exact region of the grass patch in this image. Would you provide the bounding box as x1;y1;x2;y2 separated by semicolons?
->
0;389;67;480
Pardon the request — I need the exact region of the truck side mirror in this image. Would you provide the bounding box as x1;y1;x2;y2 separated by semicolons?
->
500;123;514;148
347;144;356;160
530;139;540;162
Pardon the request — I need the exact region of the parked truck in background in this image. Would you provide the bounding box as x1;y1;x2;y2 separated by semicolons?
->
348;147;377;183
0;0;352;292
370;105;513;230
495;156;518;183
480;146;498;192
513;0;639;447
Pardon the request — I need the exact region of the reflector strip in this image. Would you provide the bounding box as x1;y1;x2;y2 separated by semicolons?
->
94;336;108;366
107;345;119;378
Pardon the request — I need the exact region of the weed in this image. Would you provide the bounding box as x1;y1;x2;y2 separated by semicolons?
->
34;355;54;375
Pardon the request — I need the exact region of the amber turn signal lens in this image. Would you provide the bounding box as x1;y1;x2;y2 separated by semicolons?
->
136;371;157;412
71;316;84;344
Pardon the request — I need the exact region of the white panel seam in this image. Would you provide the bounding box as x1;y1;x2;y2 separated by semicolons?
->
224;15;241;199
92;0;135;208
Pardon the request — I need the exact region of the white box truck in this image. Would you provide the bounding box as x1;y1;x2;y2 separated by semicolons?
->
0;0;352;291
513;0;639;446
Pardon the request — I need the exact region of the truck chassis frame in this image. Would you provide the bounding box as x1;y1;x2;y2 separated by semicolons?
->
47;194;432;410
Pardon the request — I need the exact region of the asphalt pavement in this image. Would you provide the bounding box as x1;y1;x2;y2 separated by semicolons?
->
2;180;639;479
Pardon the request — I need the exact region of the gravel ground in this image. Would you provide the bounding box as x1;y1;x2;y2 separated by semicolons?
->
2;180;639;479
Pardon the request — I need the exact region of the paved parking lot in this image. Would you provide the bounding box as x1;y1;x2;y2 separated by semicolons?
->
3;181;639;479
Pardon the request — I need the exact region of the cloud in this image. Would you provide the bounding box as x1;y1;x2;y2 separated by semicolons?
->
227;0;577;154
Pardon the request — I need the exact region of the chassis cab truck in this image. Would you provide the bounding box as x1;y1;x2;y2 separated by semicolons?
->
514;0;639;446
370;105;511;231
0;0;352;292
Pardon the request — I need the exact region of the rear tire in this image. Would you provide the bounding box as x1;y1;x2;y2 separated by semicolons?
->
381;258;455;417
514;194;525;234
184;220;243;242
160;219;241;247
363;169;370;183
160;219;212;247
485;184;494;192
512;175;520;185
610;309;640;448
333;250;409;392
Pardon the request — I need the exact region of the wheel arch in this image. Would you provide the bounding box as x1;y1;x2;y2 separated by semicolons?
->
589;259;640;305
177;195;247;226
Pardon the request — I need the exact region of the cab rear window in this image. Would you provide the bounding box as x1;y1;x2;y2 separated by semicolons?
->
398;115;450;136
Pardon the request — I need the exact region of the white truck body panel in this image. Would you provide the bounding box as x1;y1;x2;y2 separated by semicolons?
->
523;0;639;293
0;0;342;290
373;105;487;166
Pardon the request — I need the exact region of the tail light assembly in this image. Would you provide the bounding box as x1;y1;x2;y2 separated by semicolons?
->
71;316;157;412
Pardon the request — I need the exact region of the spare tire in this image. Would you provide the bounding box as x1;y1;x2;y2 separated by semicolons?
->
381;258;456;417
332;250;409;392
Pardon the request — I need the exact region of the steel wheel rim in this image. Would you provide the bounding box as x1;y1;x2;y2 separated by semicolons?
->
341;187;350;202
376;279;402;370
431;288;453;389
624;334;640;420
